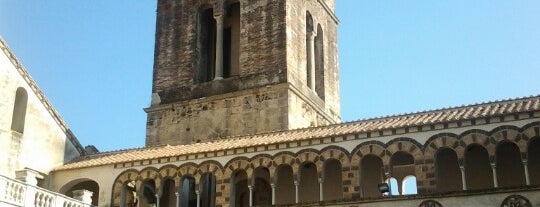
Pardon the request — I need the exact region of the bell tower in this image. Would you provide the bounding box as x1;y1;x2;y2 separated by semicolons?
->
145;0;340;146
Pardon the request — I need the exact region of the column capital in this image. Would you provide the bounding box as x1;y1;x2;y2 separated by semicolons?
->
459;165;465;170
175;192;180;197
318;177;323;183
294;180;299;186
248;185;253;190
490;163;496;168
270;183;275;188
195;190;200;195
214;14;225;22
523;160;528;165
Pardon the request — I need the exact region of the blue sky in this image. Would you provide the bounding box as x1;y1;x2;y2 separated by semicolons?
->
1;1;539;152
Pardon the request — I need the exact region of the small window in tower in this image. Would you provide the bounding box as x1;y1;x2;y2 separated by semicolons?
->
305;12;314;89
11;87;28;133
314;24;325;101
224;2;240;78
196;7;216;83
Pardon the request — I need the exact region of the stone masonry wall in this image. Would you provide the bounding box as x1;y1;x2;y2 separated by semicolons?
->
286;0;340;122
151;0;288;104
146;83;290;146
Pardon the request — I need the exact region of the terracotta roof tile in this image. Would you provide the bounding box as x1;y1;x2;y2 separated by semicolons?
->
55;95;540;171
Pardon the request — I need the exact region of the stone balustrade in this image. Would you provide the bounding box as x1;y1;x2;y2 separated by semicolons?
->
0;175;92;207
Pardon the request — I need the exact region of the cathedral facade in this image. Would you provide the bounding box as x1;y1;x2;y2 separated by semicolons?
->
2;0;540;207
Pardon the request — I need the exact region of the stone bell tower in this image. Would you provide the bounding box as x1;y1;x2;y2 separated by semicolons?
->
145;0;340;146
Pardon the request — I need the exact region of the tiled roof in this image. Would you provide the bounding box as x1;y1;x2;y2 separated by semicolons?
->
55;95;540;171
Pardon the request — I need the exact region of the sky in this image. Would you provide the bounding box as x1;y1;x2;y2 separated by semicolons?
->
1;1;539;152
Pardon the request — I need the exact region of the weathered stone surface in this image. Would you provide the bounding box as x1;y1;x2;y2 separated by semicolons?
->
147;0;341;146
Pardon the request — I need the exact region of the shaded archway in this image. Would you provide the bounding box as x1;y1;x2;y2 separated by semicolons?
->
435;148;462;192
274;164;294;205
223;1;240;78
360;155;384;198
60;179;100;206
140;180;157;207
529;137;540;185
390;151;415;195
231;170;248;207
465;144;493;190
196;6;216;83
496;141;525;187
180;176;196;207
298;162;319;203
120;181;137;207
200;173;216;207
322;159;341;201
160;179;176;207
252;167;271;206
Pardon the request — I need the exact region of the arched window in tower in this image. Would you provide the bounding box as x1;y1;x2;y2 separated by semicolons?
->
360;155;384;198
160;179;176;207
314;24;325;100
298;162;319;203
140;179;157;207
197;6;216;83
435;148;462;192
11;87;28;133
180;176;197;207
496;141;525;187
390;151;416;195
223;2;240;78
274;164;294;205
464;144;493;190
231;170;248;207
200;173;216;207
305;12;314;89
528;137;540;185
322;159;342;201
252;167;272;206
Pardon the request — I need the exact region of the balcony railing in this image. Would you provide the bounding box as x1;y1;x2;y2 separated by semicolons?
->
0;175;92;207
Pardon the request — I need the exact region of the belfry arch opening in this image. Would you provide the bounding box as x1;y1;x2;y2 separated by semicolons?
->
180;176;197;207
529;137;540;185
322;159;342;201
223;2;240;78
197;6;216;83
231;170;248;207
252;167;272;206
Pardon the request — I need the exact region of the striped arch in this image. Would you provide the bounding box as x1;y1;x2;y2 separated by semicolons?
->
197;160;224;178
272;151;298;179
424;133;462;159
460;129;494;158
158;165;180;189
137;167;161;193
351;141;387;165
111;169;139;207
250;154;275;177
223;157;252;178
320;145;351;168
385;137;423;163
521;121;540;160
296;149;323;175
178;163;200;183
490;125;525;153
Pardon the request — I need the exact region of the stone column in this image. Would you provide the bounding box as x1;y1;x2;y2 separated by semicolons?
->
491;163;498;188
155;193;160;207
137;195;141;207
523;160;530;185
73;190;93;205
270;183;276;205
318;177;324;201
248;185;253;207
460;166;467;190
175;192;180;207
307;31;316;90
294;180;299;203
214;14;225;80
196;190;200;207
